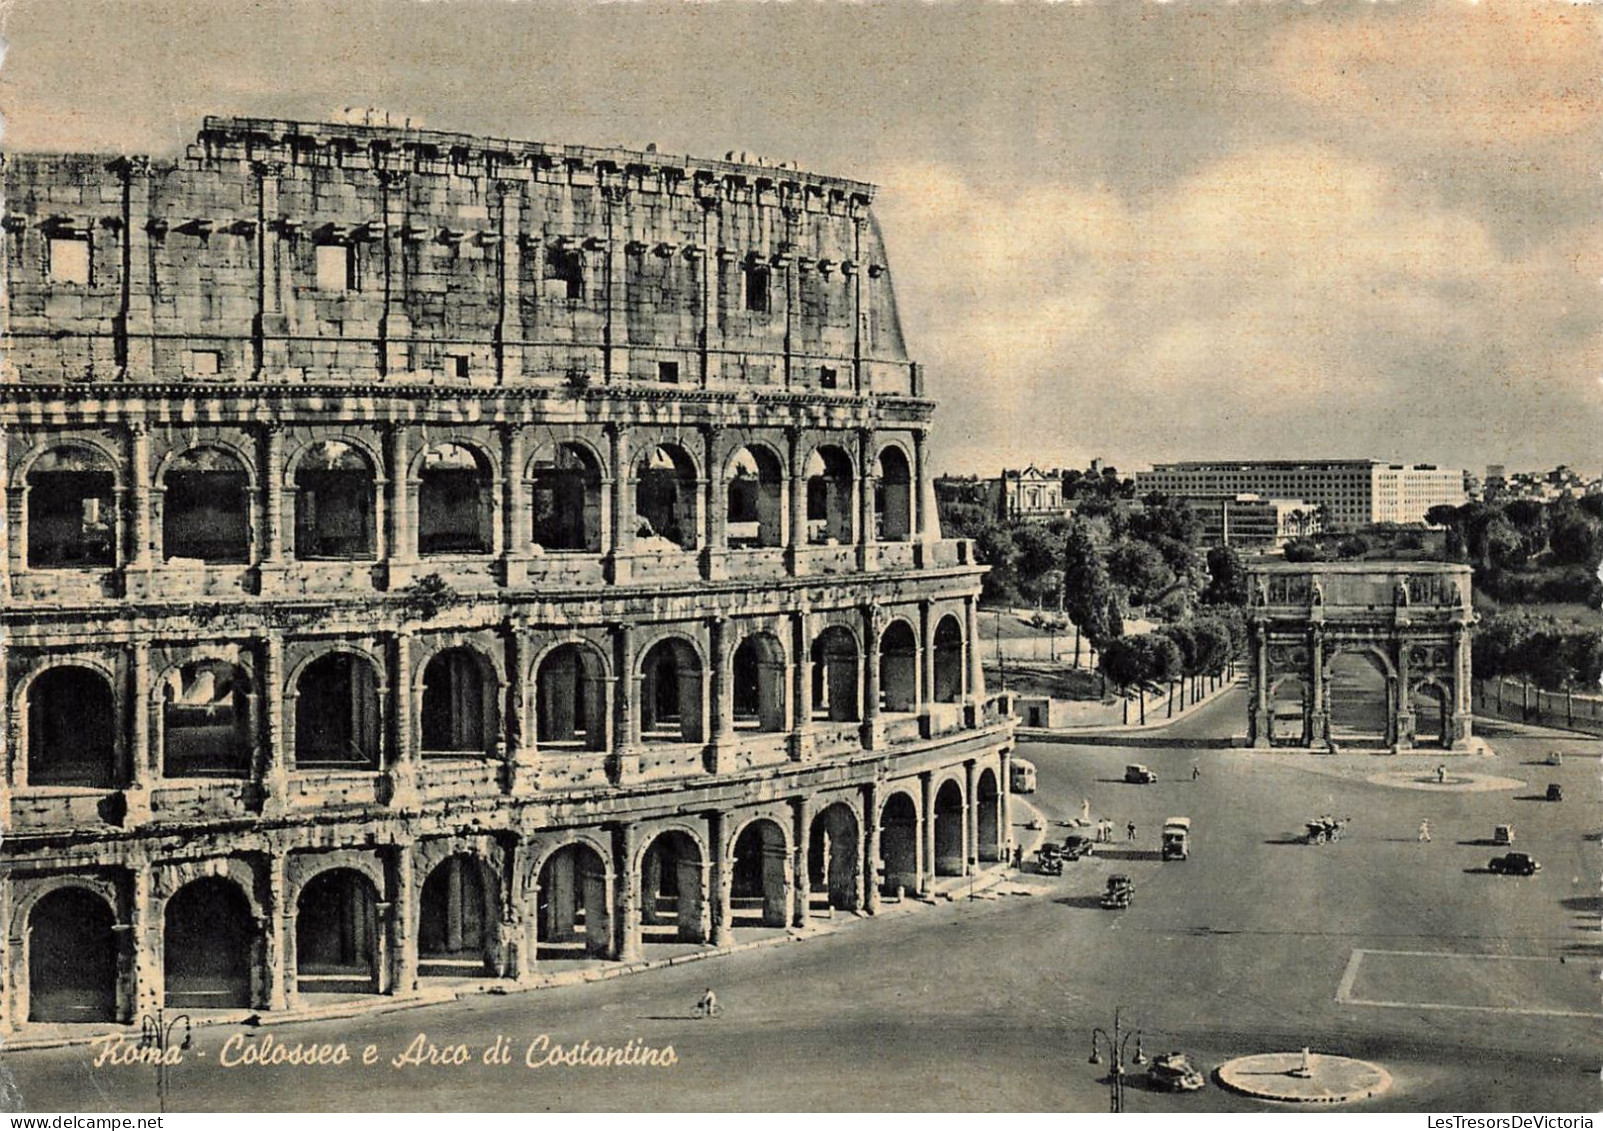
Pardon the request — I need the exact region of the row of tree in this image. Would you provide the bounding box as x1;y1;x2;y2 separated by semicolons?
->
1096;611;1248;724
1427;495;1603;606
1472;613;1603;693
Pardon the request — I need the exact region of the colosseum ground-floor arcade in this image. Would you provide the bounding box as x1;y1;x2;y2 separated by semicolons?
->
0;738;1009;1031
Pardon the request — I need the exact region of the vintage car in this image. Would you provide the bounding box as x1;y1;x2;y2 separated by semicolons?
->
1035;845;1064;876
1124;764;1158;785
1546;783;1564;802
1494;823;1515;845
1100;874;1134;909
1161;817;1191;861
1489;852;1541;876
1061;834;1096;861
1148;1051;1207;1093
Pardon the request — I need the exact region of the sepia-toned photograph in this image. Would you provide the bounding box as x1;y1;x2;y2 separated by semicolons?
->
0;0;1598;1115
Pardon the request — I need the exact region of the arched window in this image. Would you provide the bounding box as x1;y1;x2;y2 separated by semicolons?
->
26;446;116;568
295;653;380;768
165;878;253;1009
419;443;493;556
531;444;602;552
535;644;607;751
296;870;378;994
725;446;784;549
875;446;912;542
420;647;490;756
635;445;698;552
640;638;704;743
28;666;117;788
163;660;251;778
810;626;860;723
933;616;965;703
805;446;854;545
732;633;786;731
29;888;118;1022
879;620;919;713
295;441;376;560
163;447;250;562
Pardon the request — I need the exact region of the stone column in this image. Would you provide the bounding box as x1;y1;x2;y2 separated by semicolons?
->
500;425;527;586
503;626;534;794
265;850;293;1009
791;795;812;927
385;425;414;588
851;215;867;392
127;641;153;821
606;424;632;583
602;187;629;381
250;161;286;378
129;424;152;571
388;632;419;809
0;873;14;1034
0;634;10;832
129;865;161;1021
857;427;877;570
911;428;928;550
861;604;883;750
790;608;814;761
1249;621;1270;748
703;424;726;580
919;598;935;732
998;747;1013;858
391;841;418;996
786;426;807;576
260;633;289;813
862;780;881;914
116;157;155;381
0;425;9;593
708;615;734;773
965;595;984;711
614;821;642;962
1451;622;1473;749
1394;641;1414;753
1309;622;1327;748
918;770;935;896
611;622;640;783
495;182;524;383
709;810;733;947
262;424;285;565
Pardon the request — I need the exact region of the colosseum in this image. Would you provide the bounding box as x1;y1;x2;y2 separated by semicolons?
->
0;115;1014;1031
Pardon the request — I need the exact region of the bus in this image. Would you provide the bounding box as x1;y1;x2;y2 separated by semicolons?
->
1010;758;1037;794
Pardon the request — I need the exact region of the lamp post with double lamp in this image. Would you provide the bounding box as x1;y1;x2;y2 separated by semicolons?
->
1088;1007;1146;1113
138;1008;193;1113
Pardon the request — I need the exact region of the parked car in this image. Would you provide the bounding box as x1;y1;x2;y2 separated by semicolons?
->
1124;763;1158;785
1494;823;1515;845
1061;834;1096;860
1546;751;1563;767
1148;1051;1206;1093
1161;817;1191;861
1489;852;1541;876
1546;783;1563;802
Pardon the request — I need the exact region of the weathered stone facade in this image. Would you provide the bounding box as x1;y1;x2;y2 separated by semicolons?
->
0;117;1013;1030
1246;563;1475;751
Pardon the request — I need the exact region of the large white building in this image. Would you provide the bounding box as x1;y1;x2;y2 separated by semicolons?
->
1136;460;1467;531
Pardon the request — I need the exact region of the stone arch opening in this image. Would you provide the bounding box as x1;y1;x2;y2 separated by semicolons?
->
732;632;786;732
294;441;377;560
163;447;250;563
726;446;784;549
28;666;117;788
163;660;251;778
418;855;496;977
875;445;911;542
164;877;254;1009
879;792;920;897
808;803;860;913
804;446;854;545
934;779;966;876
879;620;919;713
419;442;493;556
26;445;116;569
1270;676;1310;747
28;887;118;1023
730;819;789;928
640;638;704;743
535;643;607;751
640;830;705;943
635;444;699;551
294;653;380;768
977;768;1001;862
1328;651;1391;746
933;615;964;703
1411;682;1451;749
420;647;492;757
295;869;379;994
530;443;602;552
811;626;860;722
536;842;611;960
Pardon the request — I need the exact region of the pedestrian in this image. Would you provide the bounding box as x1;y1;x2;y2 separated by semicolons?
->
1012;844;1023;869
1418;819;1431;843
1126;821;1136;842
1191;762;1201;781
1436;764;1447;784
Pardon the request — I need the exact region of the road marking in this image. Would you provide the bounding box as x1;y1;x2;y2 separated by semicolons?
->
1335;948;1603;1019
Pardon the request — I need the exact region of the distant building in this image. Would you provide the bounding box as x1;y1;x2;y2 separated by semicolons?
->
1181;494;1321;549
1136;460;1467;530
987;466;1067;521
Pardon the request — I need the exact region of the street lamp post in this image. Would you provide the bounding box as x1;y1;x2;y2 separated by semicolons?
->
1088;1007;1146;1113
138;1008;193;1113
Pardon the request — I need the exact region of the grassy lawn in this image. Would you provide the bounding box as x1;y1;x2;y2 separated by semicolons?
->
984;661;1109;701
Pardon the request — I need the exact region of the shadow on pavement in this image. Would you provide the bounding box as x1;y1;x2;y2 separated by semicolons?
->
1054;894;1112;910
1462;867;1494;875
1560;895;1602;913
1096;848;1163;861
1457;838;1501;847
1263;836;1310;846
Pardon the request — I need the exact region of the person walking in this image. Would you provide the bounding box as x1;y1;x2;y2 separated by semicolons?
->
1418;819;1432;843
1192;762;1201;781
1126;821;1136;842
1436;764;1447;784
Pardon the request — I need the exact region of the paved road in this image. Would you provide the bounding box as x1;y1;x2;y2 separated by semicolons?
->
4;691;1599;1112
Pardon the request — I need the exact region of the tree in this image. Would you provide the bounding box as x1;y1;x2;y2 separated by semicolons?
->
1283;539;1325;563
970;522;1021;606
1549;509;1603;567
1105;539;1173;608
1062;518;1115;668
1190;618;1234;693
1203;545;1249;606
1013;522;1065;608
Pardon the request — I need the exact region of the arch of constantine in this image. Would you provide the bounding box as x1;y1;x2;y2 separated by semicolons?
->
1246;562;1475;752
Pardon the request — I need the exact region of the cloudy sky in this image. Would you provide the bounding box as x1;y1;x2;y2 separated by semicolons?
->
1;0;1598;476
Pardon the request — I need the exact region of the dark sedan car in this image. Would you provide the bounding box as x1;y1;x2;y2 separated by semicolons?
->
1488;852;1541;876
